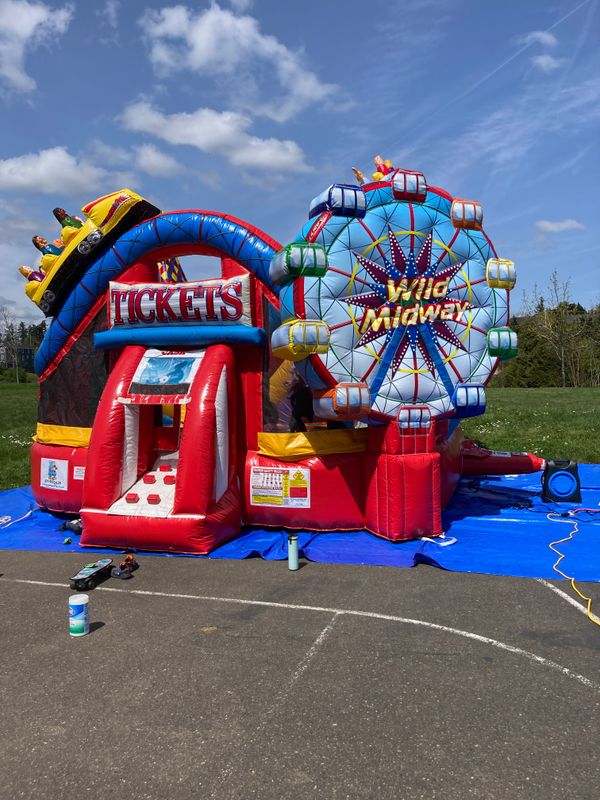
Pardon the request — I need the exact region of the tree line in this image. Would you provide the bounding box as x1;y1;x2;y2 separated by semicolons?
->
0;307;47;383
494;272;600;388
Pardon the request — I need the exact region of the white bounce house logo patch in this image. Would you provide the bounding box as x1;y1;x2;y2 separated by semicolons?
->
40;458;68;491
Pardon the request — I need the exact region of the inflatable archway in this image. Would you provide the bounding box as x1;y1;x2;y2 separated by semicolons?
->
24;174;540;554
35;208;281;375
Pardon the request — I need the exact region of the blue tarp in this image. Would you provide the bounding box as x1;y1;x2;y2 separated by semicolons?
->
1;466;599;580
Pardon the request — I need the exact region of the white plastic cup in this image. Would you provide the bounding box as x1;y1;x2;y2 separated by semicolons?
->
69;594;89;637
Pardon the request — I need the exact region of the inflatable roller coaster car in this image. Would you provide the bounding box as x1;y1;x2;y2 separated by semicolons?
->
29;189;161;317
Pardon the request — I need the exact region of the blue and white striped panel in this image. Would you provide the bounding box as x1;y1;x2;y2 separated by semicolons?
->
313;396;335;418
397;406;432;429
271;324;292;351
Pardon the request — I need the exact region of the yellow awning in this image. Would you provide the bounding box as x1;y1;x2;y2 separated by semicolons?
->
34;423;91;448
257;428;368;460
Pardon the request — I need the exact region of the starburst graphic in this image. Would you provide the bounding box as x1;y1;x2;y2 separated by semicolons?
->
346;227;468;376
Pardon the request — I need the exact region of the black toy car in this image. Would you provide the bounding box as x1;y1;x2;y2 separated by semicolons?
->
69;558;113;591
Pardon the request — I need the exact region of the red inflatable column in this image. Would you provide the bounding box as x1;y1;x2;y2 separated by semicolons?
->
364;411;442;541
82;346;145;511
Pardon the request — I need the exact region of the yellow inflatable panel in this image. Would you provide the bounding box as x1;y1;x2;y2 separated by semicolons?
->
25;281;39;301
257;428;368;460
60;225;79;246
40;253;58;273
268;361;294;404
34;423;91;448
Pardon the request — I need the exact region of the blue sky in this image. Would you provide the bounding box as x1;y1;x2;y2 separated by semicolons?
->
0;0;598;321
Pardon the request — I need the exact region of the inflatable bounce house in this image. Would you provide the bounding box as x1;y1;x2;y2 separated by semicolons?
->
21;160;543;554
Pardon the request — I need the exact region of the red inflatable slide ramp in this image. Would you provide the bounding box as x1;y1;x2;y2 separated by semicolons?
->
109;453;179;517
80;344;240;553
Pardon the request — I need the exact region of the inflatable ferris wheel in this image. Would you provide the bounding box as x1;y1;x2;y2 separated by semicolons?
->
270;166;518;423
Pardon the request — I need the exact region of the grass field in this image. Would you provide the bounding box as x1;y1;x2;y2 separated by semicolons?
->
0;382;38;491
0;383;597;492
461;387;599;464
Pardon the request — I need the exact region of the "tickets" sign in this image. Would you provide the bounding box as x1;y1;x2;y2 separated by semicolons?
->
109;275;252;327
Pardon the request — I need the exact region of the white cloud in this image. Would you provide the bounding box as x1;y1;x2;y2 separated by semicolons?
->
137;4;337;122
96;0;120;43
517;30;558;48
121;100;311;174
103;0;119;28
0;0;73;93
87;138;132;167
135;143;184;177
531;54;564;72
535;219;586;233
0;146;107;194
0;196;39;231
87;138;183;179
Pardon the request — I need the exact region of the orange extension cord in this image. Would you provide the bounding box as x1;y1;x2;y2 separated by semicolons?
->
547;509;600;628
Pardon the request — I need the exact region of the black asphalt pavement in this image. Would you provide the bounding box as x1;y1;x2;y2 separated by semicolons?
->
0;550;599;800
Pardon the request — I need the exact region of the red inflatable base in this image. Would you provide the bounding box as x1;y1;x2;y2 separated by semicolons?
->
243;433;455;542
80;488;240;555
30;441;88;513
244;450;366;531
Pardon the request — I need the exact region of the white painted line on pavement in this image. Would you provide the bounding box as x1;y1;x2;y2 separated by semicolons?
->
4;577;599;691
535;578;588;616
287;611;340;690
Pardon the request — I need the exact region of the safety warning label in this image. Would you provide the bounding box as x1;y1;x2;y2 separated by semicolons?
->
250;466;310;508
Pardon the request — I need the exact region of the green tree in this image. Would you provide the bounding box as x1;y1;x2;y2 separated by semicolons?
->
0;306;21;384
499;275;599;388
17;321;27;345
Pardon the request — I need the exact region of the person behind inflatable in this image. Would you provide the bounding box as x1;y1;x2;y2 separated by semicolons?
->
288;372;314;433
